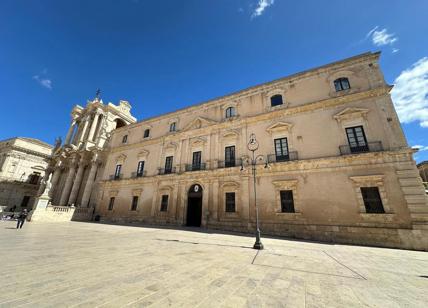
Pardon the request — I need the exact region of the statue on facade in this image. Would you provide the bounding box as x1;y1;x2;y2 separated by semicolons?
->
39;173;52;197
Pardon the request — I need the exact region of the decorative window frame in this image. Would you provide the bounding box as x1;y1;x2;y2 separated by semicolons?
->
158;185;173;214
220;182;240;217
106;190;118;212
264;88;287;111
142;125;152;140
129;189;143;212
272;180;302;218
168;118;179;133
327;70;357;97
188;137;206;165
115;154;127;165
333;108;370;146
222;101;239;121
266;122;294;157
137;149;150;161
221;130;240;163
349;175;393;215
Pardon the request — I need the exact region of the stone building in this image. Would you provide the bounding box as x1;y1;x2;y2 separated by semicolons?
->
43;98;136;210
0;137;52;211
46;52;428;250
417;161;428;183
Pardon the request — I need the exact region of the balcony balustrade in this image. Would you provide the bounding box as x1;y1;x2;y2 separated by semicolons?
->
217;159;242;169
185;163;206;172
267;151;298;163
109;174;123;181
158;167;177;175
339;141;383;155
131;171;147;178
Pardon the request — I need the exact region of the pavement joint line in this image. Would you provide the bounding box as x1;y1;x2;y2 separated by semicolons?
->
323;250;367;280
154;238;253;249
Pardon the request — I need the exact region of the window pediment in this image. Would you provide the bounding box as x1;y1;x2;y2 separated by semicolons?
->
333;108;369;123
222;130;240;139
115;154;127;163
266;122;293;134
221;181;240;189
190;137;206;147
137;149;149;159
272;179;298;190
164;142;178;151
182;117;218;132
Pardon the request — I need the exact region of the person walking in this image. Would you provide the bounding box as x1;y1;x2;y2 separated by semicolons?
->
16;209;28;229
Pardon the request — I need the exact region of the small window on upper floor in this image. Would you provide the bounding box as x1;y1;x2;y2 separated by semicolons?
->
122;135;128;143
225;107;236;118
143;129;150;138
169;122;176;132
334;77;351;92
270;94;283;107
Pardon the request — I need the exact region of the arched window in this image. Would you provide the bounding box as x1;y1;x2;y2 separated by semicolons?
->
334;77;351;92
169;122;176;132
143;129;150;138
115;119;126;129
225;107;236;118
270;94;283;107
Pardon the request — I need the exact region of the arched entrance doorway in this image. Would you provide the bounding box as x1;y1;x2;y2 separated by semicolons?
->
186;184;203;227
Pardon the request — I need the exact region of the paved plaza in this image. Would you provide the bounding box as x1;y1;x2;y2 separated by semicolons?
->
0;221;427;307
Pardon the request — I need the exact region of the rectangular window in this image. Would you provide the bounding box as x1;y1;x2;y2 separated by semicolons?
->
225;146;236;167
131;196;138;211
192;151;201;170
225;192;236;212
274;138;289;161
137;161;145;176
280;190;295;213
165;156;173;173
361;187;385;213
108;197;115;211
143;129;150;138
160;195;169;212
122;135;128;143
114;164;122;179
346;126;368;153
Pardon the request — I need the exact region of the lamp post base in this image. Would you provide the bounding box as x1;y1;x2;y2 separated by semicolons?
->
253;229;264;250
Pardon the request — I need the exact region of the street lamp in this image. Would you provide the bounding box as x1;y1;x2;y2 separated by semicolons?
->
247;133;264;250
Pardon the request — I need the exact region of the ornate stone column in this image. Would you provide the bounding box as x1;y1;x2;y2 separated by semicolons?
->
88;112;100;142
65;120;76;145
78;116;90;144
49;165;62;199
59;157;77;206
80;159;99;208
67;158;86;206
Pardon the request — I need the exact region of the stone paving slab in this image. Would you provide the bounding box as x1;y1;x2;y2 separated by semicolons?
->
0;221;427;307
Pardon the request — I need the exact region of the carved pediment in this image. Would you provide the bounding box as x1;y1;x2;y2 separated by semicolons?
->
164;142;178;151
272;179;298;189
266;122;293;134
137;149;150;158
222;129;240;139
333;108;369;122
190;137;206;147
115;154;127;163
221;181;240;189
182;117;218;131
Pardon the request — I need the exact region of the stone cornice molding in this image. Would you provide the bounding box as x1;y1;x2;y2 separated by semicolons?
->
221;181;240;189
181;117;218;132
349;174;384;184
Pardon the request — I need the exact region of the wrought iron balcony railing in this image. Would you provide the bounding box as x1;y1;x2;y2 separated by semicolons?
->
217;159;242;168
109;174;123;181
339;141;383;155
185;163;206;172
131;171;147;178
158;167;177;175
267;151;298;163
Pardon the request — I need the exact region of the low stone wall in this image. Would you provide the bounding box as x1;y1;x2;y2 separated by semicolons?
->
72;207;94;221
31;206;75;222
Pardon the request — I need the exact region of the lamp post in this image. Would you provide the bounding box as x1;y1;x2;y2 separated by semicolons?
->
247;133;264;250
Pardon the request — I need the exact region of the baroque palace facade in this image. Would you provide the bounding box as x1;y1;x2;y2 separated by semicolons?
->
40;52;428;250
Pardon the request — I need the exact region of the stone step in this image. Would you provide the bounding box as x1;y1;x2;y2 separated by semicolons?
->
396;169;420;178
399;178;422;187
401;186;426;195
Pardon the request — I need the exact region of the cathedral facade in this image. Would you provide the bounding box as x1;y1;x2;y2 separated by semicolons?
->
44;52;428;250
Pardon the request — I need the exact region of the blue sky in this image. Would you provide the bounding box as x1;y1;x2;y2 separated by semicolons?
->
1;0;427;161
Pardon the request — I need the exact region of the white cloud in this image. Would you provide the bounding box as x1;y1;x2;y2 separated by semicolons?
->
252;0;274;18
392;48;399;54
33;74;52;90
412;145;428;151
391;57;428;128
366;26;398;46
